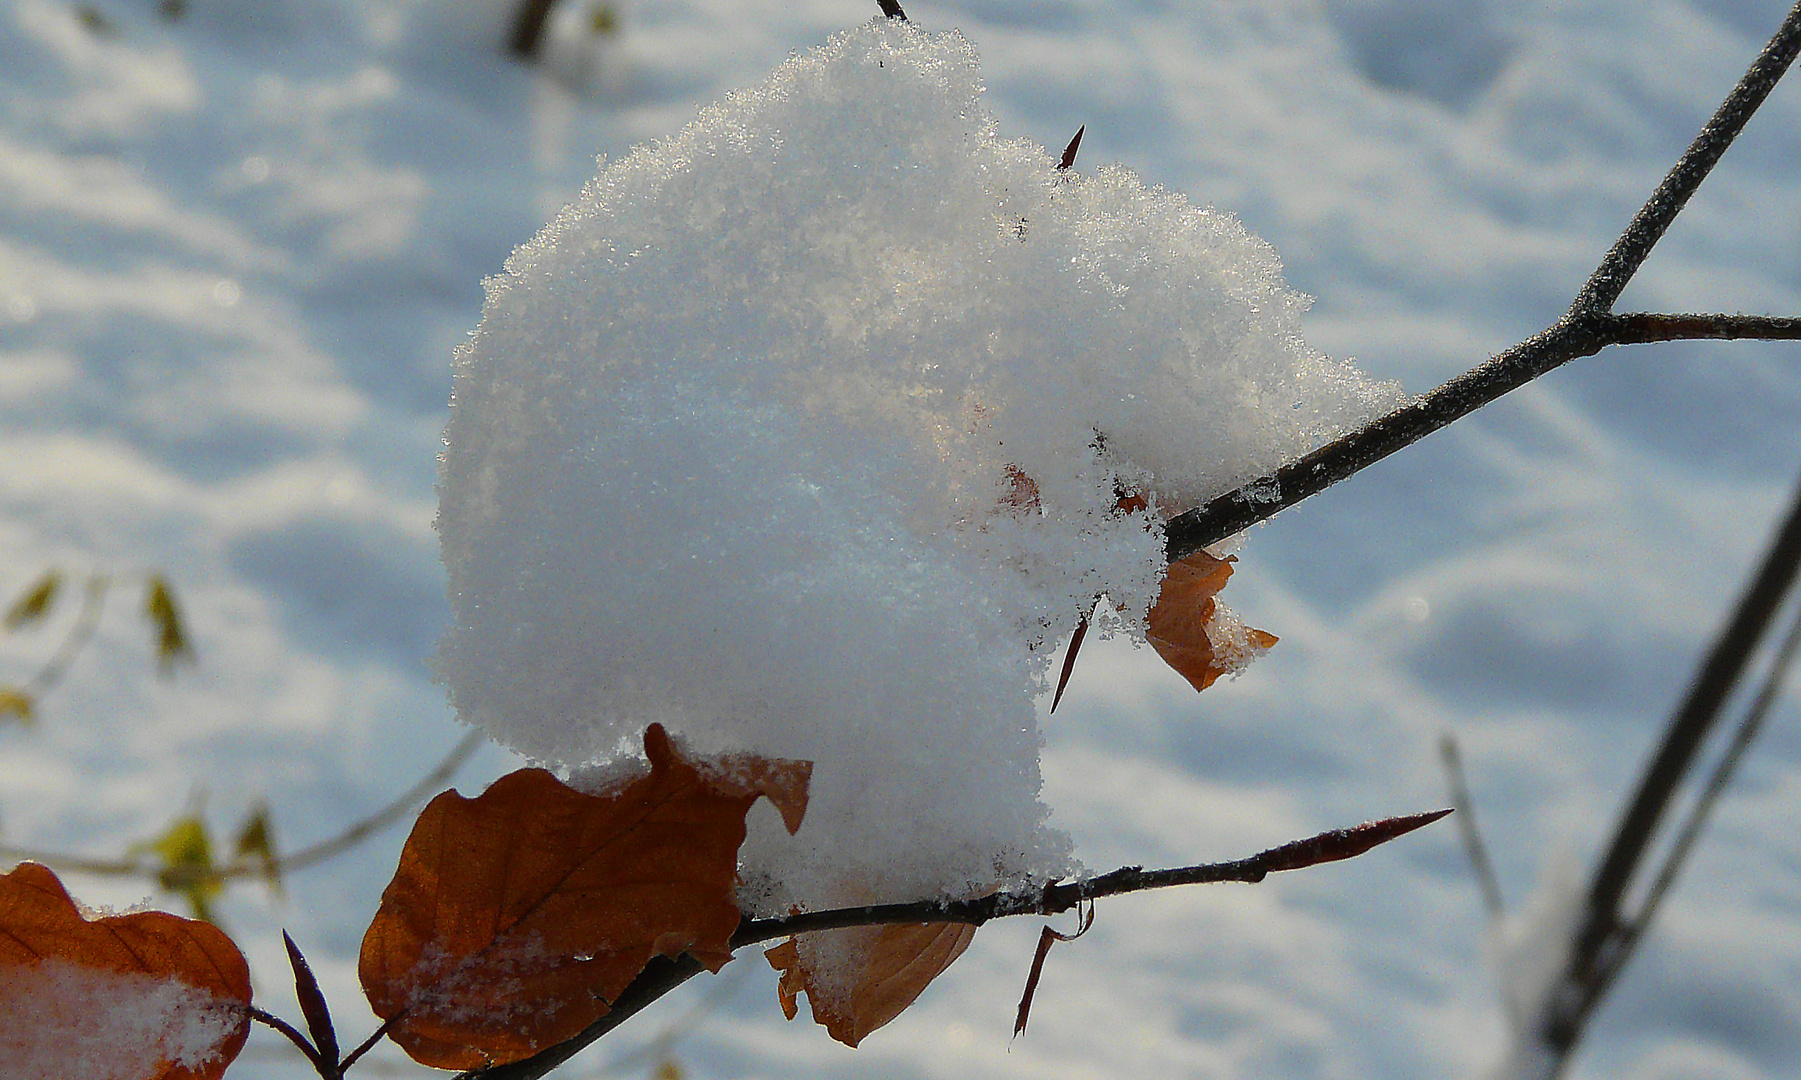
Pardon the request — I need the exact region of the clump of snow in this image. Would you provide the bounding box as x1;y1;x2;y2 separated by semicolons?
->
1482;854;1587;1080
435;19;1404;915
0;958;238;1080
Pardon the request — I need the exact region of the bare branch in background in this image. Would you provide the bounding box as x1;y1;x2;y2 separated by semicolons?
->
510;0;561;58
0;728;487;885
1441;734;1505;922
1519;455;1801;1069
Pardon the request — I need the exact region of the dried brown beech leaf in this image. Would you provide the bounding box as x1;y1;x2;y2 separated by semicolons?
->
1146;551;1277;692
0;861;251;1080
766;922;976;1048
359;723;810;1070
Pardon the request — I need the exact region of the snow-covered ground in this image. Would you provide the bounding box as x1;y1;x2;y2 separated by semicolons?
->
3;0;1799;1078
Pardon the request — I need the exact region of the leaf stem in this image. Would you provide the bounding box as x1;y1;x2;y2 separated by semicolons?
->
250;1005;328;1075
338;1013;406;1074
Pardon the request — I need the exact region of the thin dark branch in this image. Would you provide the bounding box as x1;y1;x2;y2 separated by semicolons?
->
1440;733;1505;922
1160;1;1801;563
1536;460;1801;1058
553;966;748;1079
508;0;559;59
270;727;486;875
734;809;1451;944
1609;312;1801;344
444;811;1447;1079
1607;591;1801;981
1570;0;1801;315
251;1005;328;1075
877;0;907;20
1165;316;1611;560
339;1013;406;1074
1165;308;1801;561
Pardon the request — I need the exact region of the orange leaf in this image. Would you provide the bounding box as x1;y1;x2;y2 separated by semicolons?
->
1146;551;1277;692
766;922;976;1047
0;861;251;1080
359;723;811;1070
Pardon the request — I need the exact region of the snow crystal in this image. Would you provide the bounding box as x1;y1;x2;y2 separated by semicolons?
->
0;959;238;1080
435;19;1404;914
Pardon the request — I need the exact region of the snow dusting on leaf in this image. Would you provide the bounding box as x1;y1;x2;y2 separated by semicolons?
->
0;862;250;1080
1146;551;1278;693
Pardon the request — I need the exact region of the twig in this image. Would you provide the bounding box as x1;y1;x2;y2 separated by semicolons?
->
1440;733;1505;921
444;810;1448;1080
339;1014;406;1074
509;0;559;59
251;1006;328;1075
1164;0;1801;561
21;574;108;701
1608;312;1801;345
555;965;748;1080
270;727;487;875
735;808;1452;942
1166;309;1801;562
1569;6;1801;316
1608;592;1801;980
0;728;486;882
1536;458;1801;1059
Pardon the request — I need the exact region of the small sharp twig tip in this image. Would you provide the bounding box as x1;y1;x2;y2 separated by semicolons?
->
1057;125;1084;170
1049;610;1090;713
1256;808;1453;874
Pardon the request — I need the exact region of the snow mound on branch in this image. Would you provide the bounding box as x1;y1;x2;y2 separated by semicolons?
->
435;18;1404;912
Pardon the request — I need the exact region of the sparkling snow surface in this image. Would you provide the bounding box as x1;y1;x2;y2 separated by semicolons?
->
3;0;1801;1078
437;19;1402;918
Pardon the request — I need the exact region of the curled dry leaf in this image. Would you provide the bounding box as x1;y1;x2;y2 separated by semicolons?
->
359;723;810;1070
996;467;1274;702
1147;551;1277;692
766;921;977;1048
0;861;251;1080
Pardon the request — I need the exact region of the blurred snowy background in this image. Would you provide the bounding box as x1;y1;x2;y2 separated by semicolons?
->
2;0;1799;1077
